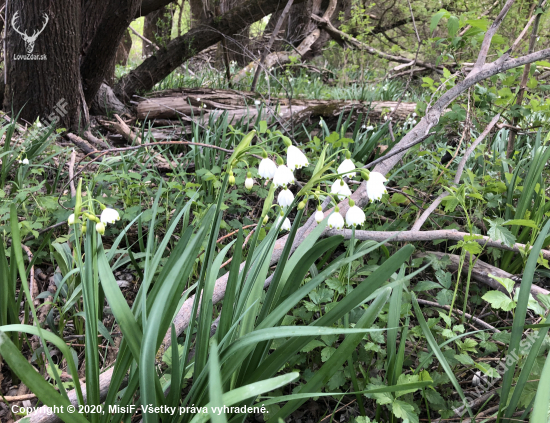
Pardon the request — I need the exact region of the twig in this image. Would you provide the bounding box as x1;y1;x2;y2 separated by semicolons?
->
416;299;500;332
128;25;159;50
250;0;294;92
411;114;500;231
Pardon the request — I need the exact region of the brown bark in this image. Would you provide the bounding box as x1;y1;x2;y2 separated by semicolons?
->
135;88;416;121
189;0;208;27
4;1;81;129
115;29;133;66
142;6;172;57
80;0;142;104
115;0;308;100
136;0;176;18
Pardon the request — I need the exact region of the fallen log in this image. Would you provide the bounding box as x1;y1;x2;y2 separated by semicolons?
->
136;88;416;122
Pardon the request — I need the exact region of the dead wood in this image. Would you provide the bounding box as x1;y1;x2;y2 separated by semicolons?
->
415;251;550;298
232;0;338;84
135;88;416;122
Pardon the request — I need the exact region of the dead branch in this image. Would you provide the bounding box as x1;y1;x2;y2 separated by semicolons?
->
411;113;501;231
232;0;338;84
415;251;550;297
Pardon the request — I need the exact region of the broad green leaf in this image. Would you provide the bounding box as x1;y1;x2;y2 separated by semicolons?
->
482;290;516;311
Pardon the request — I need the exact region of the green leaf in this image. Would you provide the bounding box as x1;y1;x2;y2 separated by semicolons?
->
258;120;267;134
430;9;450;32
482;290;516;311
447;15;459;37
503;219;538;229
392;399;419;423
488;274;515;293
487;218;516;247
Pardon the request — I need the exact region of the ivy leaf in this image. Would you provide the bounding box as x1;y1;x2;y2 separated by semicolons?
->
482;290;516;311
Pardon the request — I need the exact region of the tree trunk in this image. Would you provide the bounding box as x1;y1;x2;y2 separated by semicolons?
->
189;0;208;27
115;0;308;100
80;0;142;104
116;29;133;66
142;5;172;57
220;0;250;66
4;1;81;129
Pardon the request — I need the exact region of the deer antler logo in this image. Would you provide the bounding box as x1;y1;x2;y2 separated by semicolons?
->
12;11;49;54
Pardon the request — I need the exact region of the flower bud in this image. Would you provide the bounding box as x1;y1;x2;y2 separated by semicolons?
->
96;222;105;235
263;215;269;224
228;172;236;186
81;225;87;234
297;201;305;210
68;214;75;225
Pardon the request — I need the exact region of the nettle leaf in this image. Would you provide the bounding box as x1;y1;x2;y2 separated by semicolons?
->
392;399;419;423
474;362;500;379
438;311;452;327
488;274;515;293
482;290;516;311
487;218;516;247
425;389;446;406
436;289;453;306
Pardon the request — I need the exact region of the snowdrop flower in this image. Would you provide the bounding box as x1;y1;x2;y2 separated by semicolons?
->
362;124;366;129
328;207;345;229
68;214;75;225
366;172;388;202
22;158;29;165
314;205;325;223
281;217;291;231
278;188;294;208
273;164;295;188
100;208;120;225
287;145;309;170
366;125;374;131
412;120;417;125
319;120;324;127
254;100;261;106
412;112;417;117
331;179;352;200
277;214;291;231
390;107;395;112
337;154;356;178
245;172;254;190
258;156;277;179
36;122;42;128
96;222;106;235
196;98;201;102
345;199;366;227
384;115;388;121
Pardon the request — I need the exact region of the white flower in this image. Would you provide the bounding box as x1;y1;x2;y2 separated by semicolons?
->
245;177;254;190
68;214;75;225
196;98;201;102
278;188;294;208
362;124;366;129
346;206;366;227
287;145;309;170
36;122;42;128
328;210;345;229
273;165;295;188
390;107;395;112
337;158;356;178
258;158;277;179
366;172;388;202
366;125;374;131
277;216;291;231
22;158;29;165
314;209;325;223
100;208;120;224
319;120;324;127
412;112;417;117
384;115;388;121
412;120;417;124
255;100;261;106
331;179;352;200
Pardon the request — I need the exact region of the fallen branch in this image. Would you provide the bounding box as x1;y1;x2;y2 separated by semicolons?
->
415;251;550;297
325;228;550;261
416;299;500;332
411;114;501;231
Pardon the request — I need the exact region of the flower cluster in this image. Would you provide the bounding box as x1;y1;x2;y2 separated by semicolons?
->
68;207;120;236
